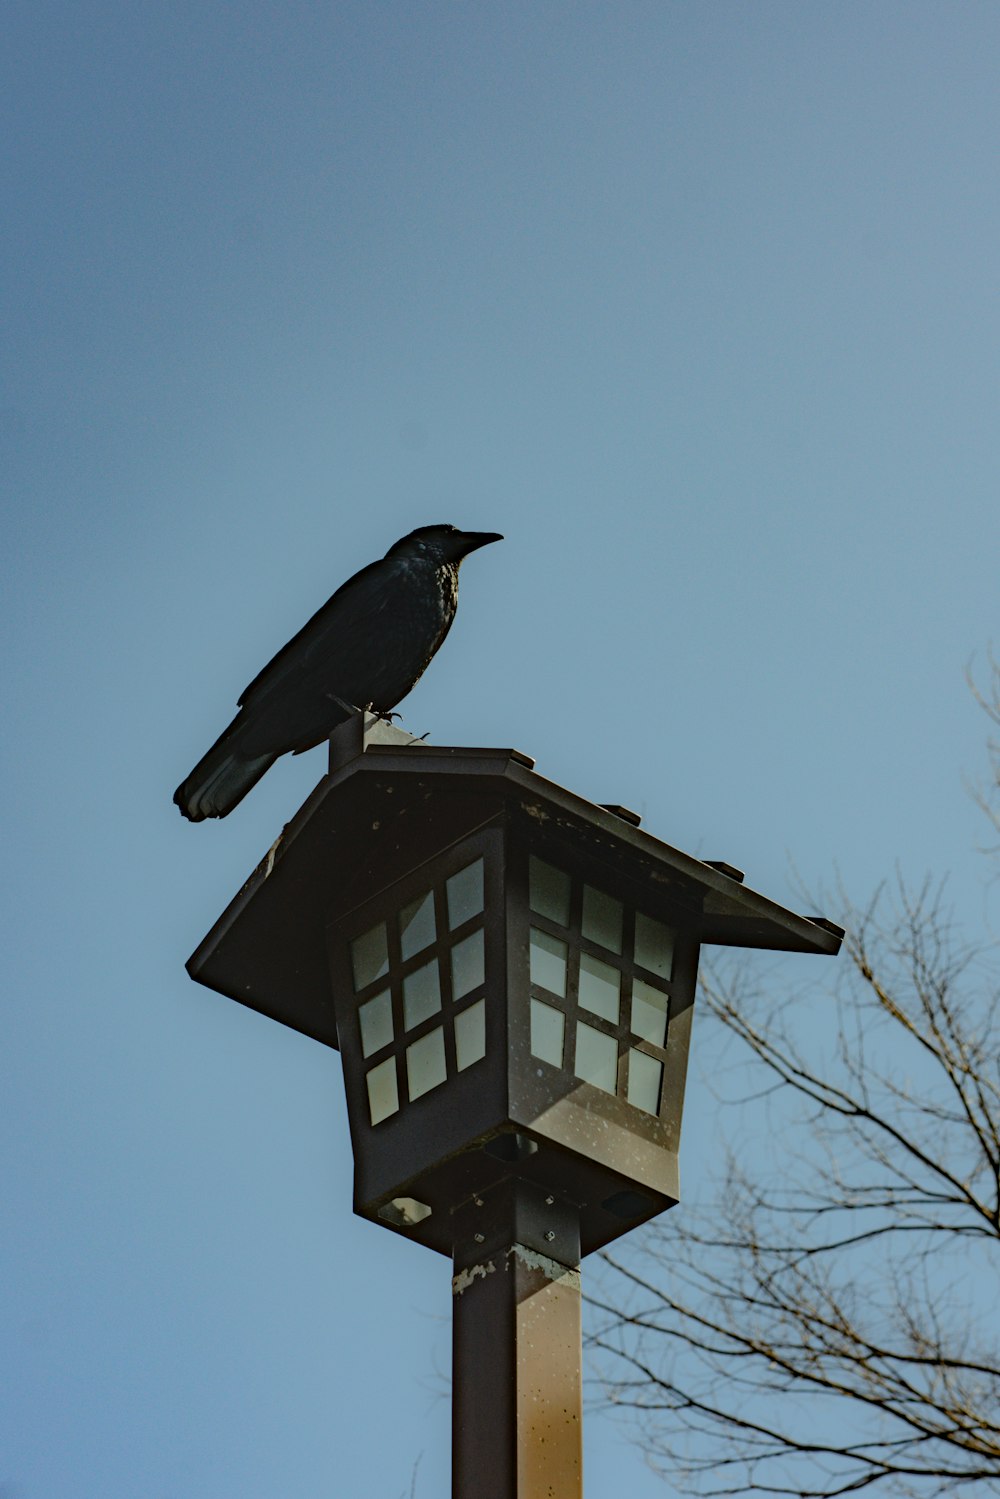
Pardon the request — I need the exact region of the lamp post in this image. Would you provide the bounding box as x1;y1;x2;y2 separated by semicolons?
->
186;714;842;1498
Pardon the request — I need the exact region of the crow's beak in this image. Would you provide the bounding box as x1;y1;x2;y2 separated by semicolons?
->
459;531;504;556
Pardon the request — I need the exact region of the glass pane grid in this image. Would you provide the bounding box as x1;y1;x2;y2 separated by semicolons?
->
575;931;672;984
524;857;674;1119
351;847;494;1125
353;853;673;1126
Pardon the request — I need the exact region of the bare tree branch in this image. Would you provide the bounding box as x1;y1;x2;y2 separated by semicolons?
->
590;657;1000;1497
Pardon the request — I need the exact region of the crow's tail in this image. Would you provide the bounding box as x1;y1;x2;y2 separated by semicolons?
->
173;716;279;821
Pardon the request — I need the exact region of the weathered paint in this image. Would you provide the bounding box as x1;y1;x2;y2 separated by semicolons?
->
452;1258;497;1296
453;1229;583;1498
452;1245;581;1300
508;1243;581;1291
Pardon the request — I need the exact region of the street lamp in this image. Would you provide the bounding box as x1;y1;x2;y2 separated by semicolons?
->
187;713;842;1497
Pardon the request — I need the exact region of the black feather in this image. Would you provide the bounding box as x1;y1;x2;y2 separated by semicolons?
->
173;524;501;821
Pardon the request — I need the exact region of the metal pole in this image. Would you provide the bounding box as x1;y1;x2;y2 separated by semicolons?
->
452;1177;583;1499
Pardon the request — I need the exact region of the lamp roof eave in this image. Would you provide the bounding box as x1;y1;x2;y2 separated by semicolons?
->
185;740;841;1051
352;744;842;954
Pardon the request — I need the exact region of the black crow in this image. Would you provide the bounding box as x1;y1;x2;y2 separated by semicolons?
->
173;523;502;821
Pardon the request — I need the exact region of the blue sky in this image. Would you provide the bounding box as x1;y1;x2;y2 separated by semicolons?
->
3;4;999;1496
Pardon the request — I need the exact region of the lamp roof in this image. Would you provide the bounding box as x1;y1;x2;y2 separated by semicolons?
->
186;726;842;1048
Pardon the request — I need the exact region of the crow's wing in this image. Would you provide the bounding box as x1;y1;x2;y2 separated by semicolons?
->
237;554;403;711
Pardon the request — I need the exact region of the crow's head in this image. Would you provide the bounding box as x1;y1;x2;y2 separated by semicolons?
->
388;524;504;566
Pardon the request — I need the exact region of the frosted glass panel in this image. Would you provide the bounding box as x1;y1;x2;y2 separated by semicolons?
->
455;999;486;1071
366;1057;399;1125
403;959;441;1030
579;953;621;1024
359;990;393;1058
530;928;568;997
628;1050;663;1115
406;1027;447;1101
529;857;571;926
400;891;436;960
451;929;485;999
631;980;668;1047
581;886;623;954
635;913;674;980
446;859;484;929
530;999;565;1067
351;923;389;990
575;1022;618;1094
